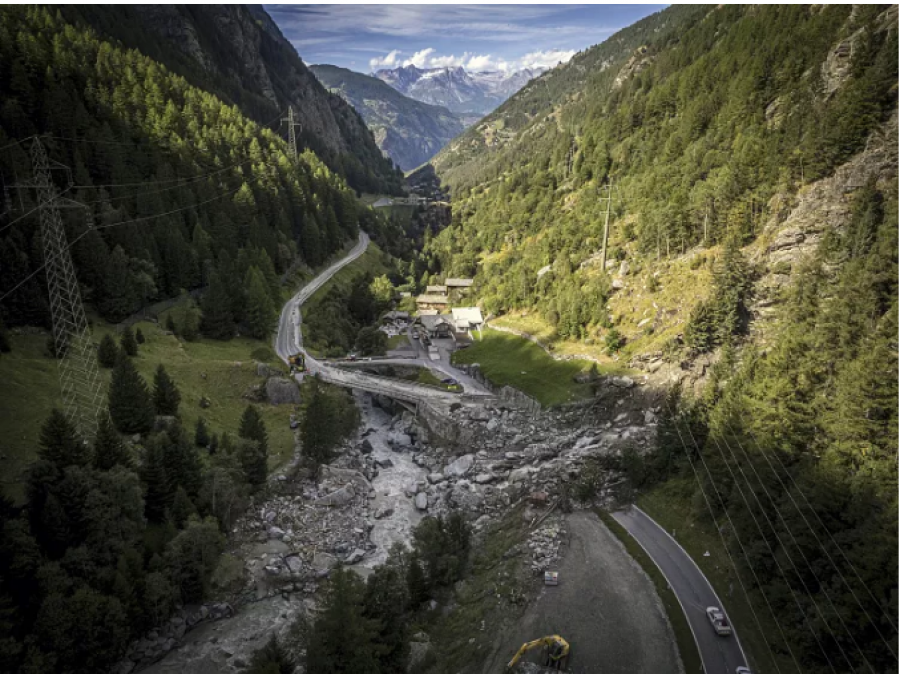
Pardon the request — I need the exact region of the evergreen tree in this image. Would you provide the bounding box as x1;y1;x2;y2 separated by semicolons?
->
163;517;224;604
141;441;171;524
238;406;268;487
194;418;209;448
161;424;203;498
247;635;295;674
169;487;196;529
244;266;276;339
301;379;339;468
97;334;119;368
38;409;90;469
364;553;410;672
135;327;145;344
120;326;138;357
108;354;155;434
304;566;381;674
152;364;181;416
200;271;234;340
166;315;176;333
406;551;429;607
93;416;132;471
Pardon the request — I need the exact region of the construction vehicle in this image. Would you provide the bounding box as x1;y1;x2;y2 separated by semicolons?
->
507;635;570;671
288;353;306;373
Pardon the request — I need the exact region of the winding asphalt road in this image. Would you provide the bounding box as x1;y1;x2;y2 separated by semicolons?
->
612;506;749;674
273;231;489;404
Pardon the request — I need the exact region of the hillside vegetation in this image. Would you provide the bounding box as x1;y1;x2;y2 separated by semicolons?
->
0;5;386;334
58;5;403;194
311;64;465;171
429;5;898;672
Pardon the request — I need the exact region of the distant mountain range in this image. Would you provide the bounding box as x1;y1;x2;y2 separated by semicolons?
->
310;65;466;171
374;65;546;115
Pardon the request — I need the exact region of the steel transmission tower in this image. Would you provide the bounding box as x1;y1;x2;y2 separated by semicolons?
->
30;138;104;439
281;106;301;158
599;176;614;272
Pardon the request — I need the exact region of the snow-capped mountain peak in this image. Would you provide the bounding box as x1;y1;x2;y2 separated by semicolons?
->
373;64;546;115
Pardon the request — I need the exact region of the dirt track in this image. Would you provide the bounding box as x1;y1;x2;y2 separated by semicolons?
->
480;511;681;674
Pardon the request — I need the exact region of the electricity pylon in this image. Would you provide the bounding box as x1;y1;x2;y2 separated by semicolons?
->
599;176;614;272
281;106;302;159
30;138;104;440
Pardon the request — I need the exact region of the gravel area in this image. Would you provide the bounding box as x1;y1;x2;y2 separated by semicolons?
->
482;511;682;674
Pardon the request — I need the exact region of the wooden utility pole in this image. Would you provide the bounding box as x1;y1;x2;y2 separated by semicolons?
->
599;176;614;272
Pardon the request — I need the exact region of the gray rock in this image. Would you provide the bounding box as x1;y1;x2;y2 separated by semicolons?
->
473;473;495;484
611;278;625;290
267;526;285;539
314;485;355;507
374;506;394;519
427;472;446;484
611;375;635;388
415;492;428;510
444;453;475;478
509;467;533;483
256;361;272;377
486;417;499;431
285;555;303;574
345;548;366;564
375;458;394;469
266;376;301;405
360;438;374;454
312;553;338;572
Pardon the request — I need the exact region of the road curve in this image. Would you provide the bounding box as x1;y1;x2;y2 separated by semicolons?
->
274;231;486;405
612;506;749;674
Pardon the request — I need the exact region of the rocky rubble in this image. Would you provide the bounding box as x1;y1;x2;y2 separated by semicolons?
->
124;379;660;672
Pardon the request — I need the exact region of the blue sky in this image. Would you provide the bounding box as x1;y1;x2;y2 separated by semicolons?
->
264;4;667;73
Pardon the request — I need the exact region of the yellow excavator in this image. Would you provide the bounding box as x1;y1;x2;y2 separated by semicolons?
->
506;635;570;671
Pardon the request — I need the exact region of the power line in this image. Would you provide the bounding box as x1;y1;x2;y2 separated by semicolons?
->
0;173;261;305
73;160;255;206
721;417;899;659
661;394;803;674
0;184;73;236
702;426;844;673
711;428;872;672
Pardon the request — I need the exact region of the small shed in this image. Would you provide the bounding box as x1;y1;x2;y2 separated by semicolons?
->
425;285;448;295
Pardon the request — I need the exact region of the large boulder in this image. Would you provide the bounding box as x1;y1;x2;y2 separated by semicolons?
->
444;454;475;478
266;376;301;405
415;492;428;510
314;485;355;507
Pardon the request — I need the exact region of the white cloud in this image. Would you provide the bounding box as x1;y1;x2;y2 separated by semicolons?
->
518;49;576;70
369;49;402;70
402;48;436;68
369;46;576;74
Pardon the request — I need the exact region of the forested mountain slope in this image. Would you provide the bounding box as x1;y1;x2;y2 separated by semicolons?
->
310;64;465;171
57;5;403;195
0;5;385;333
428;5;898;672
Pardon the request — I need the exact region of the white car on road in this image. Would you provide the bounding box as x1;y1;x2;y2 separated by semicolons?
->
706;606;732;636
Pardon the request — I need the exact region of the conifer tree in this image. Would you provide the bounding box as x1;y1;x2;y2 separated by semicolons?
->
135;328;145;344
152;364;181;416
200;271;234;340
194;418;209;448
120;326;138;357
238;406;268;487
108;353;155;434
301;379;339;468
93;416;132;471
141;441;171;524
305;566;381;674
162;424;203;498
97;334;119;368
38;409;91;469
169;486;196;529
244;266;276;339
247;635;295;674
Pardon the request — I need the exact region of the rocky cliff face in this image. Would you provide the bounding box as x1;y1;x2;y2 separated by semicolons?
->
64;5;401;193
